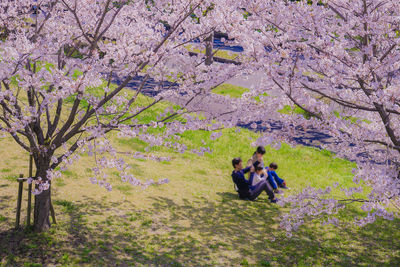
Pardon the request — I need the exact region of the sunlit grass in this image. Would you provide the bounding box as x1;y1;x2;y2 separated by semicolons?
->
213;83;249;98
0;87;399;266
213;83;310;117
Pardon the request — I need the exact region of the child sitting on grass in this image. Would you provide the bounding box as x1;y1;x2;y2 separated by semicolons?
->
266;162;288;191
250;163;267;187
231;157;277;203
251;163;284;194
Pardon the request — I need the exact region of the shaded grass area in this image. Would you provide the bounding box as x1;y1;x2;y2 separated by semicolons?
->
1;195;399;266
0;86;399;266
1;125;399;266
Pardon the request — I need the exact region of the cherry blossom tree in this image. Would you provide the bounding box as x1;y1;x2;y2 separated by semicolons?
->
234;0;400;234
0;0;255;232
3;0;398;236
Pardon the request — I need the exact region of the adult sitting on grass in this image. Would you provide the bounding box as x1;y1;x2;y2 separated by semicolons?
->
231;157;278;203
266;162;289;191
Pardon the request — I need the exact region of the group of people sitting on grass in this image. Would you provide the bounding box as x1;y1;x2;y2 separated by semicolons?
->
231;146;288;203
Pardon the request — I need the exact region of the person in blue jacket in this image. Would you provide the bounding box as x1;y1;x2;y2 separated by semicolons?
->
231;157;277;203
266;162;288;192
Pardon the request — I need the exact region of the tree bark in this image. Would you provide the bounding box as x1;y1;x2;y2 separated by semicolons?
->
205;33;214;66
33;162;52;232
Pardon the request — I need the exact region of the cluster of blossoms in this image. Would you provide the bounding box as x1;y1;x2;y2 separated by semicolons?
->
119;173;169;189
354;209;395;227
229;0;400;232
191;146;213;156
126;152;171;162
278;186;340;235
27;177;51;195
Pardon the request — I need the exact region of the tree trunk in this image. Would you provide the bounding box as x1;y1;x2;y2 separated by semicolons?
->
33;163;52;232
205;33;214;66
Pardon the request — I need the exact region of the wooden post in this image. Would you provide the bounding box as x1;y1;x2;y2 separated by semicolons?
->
15;174;24;229
27;155;33;226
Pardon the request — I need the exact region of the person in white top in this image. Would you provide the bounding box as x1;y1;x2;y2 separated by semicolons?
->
251;163;283;194
251;164;267;187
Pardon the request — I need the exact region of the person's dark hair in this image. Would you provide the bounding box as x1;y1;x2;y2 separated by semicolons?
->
269;162;278;169
232;157;242;168
256;146;266;155
255;163;264;171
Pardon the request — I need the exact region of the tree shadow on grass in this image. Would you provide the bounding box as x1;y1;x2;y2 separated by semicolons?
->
0;197;153;266
145;193;400;266
0;193;399;266
0;195;12;211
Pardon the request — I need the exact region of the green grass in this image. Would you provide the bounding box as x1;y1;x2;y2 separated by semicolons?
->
2;174;18;182
115;184;133;195
278;104;311;118
59;170;78;179
1;123;398;266
53;200;76;213
54;179;66;187
213;83;249;98
213;84;311;118
0;84;399;266
334;110;372;125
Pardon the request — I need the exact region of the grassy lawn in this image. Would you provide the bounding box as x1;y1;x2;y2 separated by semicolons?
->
213;83;311;118
213;83;249;98
0;89;399;266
